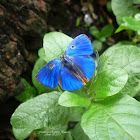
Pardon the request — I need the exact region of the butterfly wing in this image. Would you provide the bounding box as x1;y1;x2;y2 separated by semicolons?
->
65;34;93;57
72;56;95;80
36;59;62;88
59;56;95;91
59;67;84;91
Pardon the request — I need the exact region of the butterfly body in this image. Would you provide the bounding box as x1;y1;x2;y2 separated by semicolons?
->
61;55;87;83
60;55;72;68
36;34;95;91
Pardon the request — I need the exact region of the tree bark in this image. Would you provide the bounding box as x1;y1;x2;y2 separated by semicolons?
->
0;0;54;102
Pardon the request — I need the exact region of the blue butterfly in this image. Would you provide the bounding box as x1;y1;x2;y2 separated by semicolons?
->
36;34;95;91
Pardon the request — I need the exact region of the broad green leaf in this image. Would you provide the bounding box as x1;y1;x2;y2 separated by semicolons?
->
69;107;84;122
32;58;57;94
81;94;140;140
32;58;47;94
100;24;114;38
71;122;90;140
15;78;36;102
11;91;70;140
38;48;47;61
116;16;140;33
43;32;73;62
88;68;128;99
58;91;91;107
99;44;140;97
112;0;139;24
12;127;31;140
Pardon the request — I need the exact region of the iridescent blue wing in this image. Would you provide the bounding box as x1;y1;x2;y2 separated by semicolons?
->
59;67;84;91
65;34;93;57
59;56;95;91
36;59;62;88
72;56;95;81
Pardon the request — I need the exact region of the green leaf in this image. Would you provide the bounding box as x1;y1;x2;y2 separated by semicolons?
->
65;132;73;140
90;25;113;42
43;32;73;62
88;68;128;99
81;94;140;140
32;58;47;94
112;0;139;24
15;78;36;102
58;91;91;107
11;91;70;140
69;107;84;122
37;134;65;140
12;127;31;140
99;44;140;97
71;122;90;140
133;0;140;4
90;26;101;38
76;17;80;27
32;58;57;94
106;1;112;12
38;48;47;61
90;26;106;42
92;40;103;52
116;16;140;33
100;24;114;38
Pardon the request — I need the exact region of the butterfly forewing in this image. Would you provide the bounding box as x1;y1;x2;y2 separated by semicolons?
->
65;34;93;57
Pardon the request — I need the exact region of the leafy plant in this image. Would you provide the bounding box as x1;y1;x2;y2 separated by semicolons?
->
90;24;114;51
90;24;114;42
111;0;139;25
115;14;140;44
15;78;36;102
112;0;140;44
10;0;140;139
115;15;140;33
11;31;140;140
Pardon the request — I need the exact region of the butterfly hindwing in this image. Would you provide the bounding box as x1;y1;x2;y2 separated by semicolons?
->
36;59;62;88
65;34;93;57
72;56;95;80
59;67;84;91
